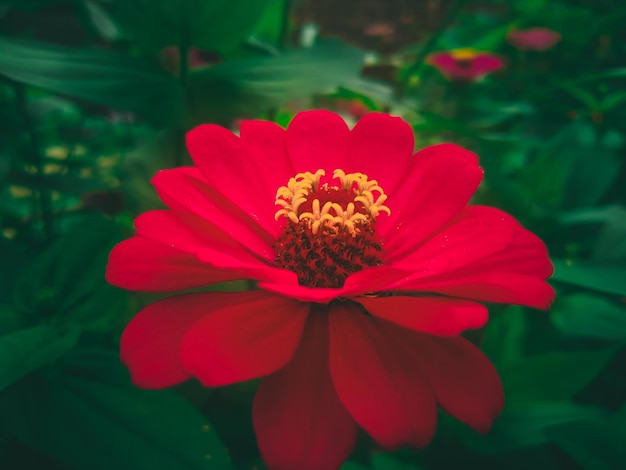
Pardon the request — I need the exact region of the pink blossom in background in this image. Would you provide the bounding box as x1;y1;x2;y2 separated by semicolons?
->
507;27;562;51
426;48;505;81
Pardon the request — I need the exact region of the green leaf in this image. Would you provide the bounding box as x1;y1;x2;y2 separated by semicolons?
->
545;407;626;470
341;462;370;470
0;36;183;125
481;306;527;367
551;258;626;296
81;0;122;40
551;293;626;340
371;454;425;470
0;350;233;470
13;216;125;329
570;68;626;85
457;401;609;453
0;303;22;336
557;82;600;109
0;325;80;392
500;347;618;404
563;148;620;209
187;40;365;124
113;0;274;54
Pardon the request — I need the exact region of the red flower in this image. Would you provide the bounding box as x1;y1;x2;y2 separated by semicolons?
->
507;27;561;51
106;111;554;470
427;48;504;81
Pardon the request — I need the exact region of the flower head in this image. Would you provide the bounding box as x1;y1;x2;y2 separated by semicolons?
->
106;111;554;470
507;27;561;51
426;48;504;81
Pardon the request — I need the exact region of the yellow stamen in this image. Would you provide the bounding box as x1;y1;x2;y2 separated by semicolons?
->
275;168;390;236
451;48;478;61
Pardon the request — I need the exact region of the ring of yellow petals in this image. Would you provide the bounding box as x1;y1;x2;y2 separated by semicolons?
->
275;169;390;236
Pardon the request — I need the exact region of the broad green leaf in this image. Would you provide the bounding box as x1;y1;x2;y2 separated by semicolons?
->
545;408;626;470
13;216;125;329
600;91;626;112
341;462;370;470
0;350;233;470
552;258;626;296
557;82;600;109
563;148;620;209
187;40;365;124
113;0;274;54
0;325;80;392
481;306;527;367
591;206;626;262
0;303;22;336
501;346;618;404
371;454;425;470
0;36;183;125
551;293;626;340
81;0;122;40
571;68;626;85
457;402;608;453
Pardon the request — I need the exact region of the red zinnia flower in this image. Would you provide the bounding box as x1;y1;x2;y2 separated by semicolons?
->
426;48;504;81
507;27;561;51
106;111;554;470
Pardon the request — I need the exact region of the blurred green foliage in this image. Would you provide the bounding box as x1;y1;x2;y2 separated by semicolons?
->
0;0;625;469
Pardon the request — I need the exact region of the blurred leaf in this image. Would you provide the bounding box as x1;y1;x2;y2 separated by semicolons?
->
371;454;425;470
600;91;626;112
571;68;626;85
0;303;22;336
0;325;80;392
563;148;620;209
500;346;618;404
481;306;527;367
0;350;233;470
545;407;626;470
187;39;365;124
13;216;124;329
558;82;600;109
591;206;626;262
458;401;609;453
251;0;286;47
552;293;626;340
113;0;274;54
81;0;122;40
552;259;626;296
0;36;183;125
412;112;474;137
341;462;370;470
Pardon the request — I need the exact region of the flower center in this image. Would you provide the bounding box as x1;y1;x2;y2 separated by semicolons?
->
274;169;390;288
451;48;478;61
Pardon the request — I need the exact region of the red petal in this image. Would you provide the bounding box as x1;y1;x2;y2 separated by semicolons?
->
286;110;350;173
106;237;239;292
258;265;405;303
379;143;483;258
180;292;309;386
254;311;357;470
395;210;515;270
185;123;281;235
152;167;277;248
392;324;504;434
345;113;414;193
120;291;260;388
398;272;555;310
329;303;437;449
239;119;296;214
134;210;294;284
450;207;553;278
470;54;504;76
356;296;488;335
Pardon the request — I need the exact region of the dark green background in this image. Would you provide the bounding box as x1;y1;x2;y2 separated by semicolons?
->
1;0;625;469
